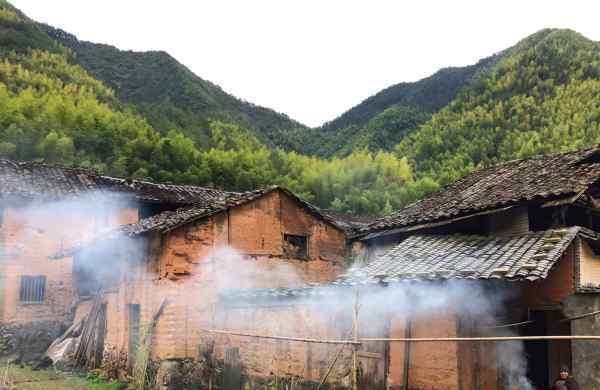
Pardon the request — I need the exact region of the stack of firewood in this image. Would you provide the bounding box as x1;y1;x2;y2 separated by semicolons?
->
74;292;106;369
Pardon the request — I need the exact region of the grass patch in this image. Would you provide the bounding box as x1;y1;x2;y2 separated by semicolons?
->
0;364;122;390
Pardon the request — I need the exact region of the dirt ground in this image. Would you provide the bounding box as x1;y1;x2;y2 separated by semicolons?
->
0;364;122;390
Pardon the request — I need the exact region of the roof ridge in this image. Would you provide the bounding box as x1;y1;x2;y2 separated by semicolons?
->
359;147;600;238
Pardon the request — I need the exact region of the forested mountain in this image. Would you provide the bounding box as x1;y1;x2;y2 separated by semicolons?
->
40;25;306;148
0;0;432;216
305;59;499;156
396;28;600;186
1;0;600;216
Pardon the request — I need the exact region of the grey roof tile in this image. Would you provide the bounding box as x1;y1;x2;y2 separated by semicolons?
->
341;227;582;284
360;148;600;238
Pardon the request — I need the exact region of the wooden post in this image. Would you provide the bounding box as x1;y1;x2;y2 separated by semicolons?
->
402;318;411;390
224;347;242;390
352;288;360;390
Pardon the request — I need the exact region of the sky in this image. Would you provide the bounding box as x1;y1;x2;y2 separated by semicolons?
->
11;0;600;127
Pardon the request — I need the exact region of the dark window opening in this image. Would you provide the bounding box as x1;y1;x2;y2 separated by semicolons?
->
0;206;4;228
283;234;308;259
19;275;46;303
74;257;101;297
138;203;174;219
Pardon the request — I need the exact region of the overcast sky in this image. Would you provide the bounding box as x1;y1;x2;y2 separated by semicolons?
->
11;0;600;127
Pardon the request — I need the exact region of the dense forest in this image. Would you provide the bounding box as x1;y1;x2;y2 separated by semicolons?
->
0;1;434;216
396;29;600;186
41;24;307;149
1;0;600;216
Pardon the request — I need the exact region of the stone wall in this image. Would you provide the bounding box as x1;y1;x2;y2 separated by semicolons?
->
0;319;65;364
562;293;600;390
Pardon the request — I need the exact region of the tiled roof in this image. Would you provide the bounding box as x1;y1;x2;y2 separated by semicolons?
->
0;159;233;204
1;160;352;234
321;209;375;233
360;148;600;239
340;227;582;284
117;186;347;236
219;286;341;303
0;159;112;199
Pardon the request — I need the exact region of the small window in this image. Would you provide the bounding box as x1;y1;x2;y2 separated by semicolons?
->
19;275;46;303
283;234;309;259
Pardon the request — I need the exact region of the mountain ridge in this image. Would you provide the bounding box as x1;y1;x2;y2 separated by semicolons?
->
40;23;307;149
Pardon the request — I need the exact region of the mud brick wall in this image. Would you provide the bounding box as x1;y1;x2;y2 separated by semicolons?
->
521;244;576;307
0;203;138;324
387;310;460;390
99;189;349;376
213;303;353;384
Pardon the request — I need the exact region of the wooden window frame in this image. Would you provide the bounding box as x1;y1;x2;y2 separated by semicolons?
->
19;275;46;303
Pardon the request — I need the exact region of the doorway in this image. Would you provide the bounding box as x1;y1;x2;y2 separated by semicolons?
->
522;310;571;389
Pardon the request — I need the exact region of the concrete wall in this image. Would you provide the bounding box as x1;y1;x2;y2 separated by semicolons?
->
0;200;138;324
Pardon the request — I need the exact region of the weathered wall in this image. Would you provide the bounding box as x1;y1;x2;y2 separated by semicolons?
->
99;190;349;381
562;294;600;390
212;303;352;383
484;206;530;236
388;310;460;390
578;239;600;289
0;202;138;324
521;244;576;307
562;293;600;388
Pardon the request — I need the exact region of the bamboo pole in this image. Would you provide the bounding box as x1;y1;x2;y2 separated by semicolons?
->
360;335;600;342
402;318;411;390
351;288;359;390
479;320;535;329
201;330;600;344
202;329;360;345
559;310;600;322
317;330;353;390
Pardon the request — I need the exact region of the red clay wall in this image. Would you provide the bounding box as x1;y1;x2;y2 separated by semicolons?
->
0;201;138;324
521;244;576;307
388;310;460;390
100;190;349;380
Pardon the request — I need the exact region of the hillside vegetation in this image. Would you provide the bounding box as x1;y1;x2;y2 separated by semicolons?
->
304;59;499;156
41;25;306;149
395;29;600;185
0;1;432;216
2;0;600;216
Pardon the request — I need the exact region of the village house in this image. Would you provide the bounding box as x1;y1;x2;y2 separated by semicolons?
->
193;148;600;389
6;147;600;389
64;186;353;378
340;147;600;389
0;159;247;360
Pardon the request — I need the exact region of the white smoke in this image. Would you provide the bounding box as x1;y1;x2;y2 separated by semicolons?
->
198;247;536;386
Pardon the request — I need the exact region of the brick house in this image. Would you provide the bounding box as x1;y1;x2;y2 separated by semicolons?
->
0;159;245;355
206;148;600;389
63;186;351;379
8;148;600;388
341;148;600;389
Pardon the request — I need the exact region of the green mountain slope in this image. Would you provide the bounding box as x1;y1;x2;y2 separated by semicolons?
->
395;28;600;185
40;24;306;149
292;57;500;157
0;0;428;216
